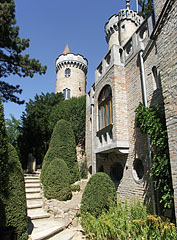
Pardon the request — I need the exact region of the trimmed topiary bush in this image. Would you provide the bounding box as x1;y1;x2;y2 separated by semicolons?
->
41;119;79;184
1;144;28;240
81;172;117;218
44;158;72;201
71;184;80;192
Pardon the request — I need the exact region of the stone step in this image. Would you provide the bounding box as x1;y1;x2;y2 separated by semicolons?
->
27;207;46;217
25;179;40;183
26;188;41;193
25;183;41;188
29;212;50;220
29;218;68;240
27;198;43;206
49;229;76;240
27;203;43;209
26;193;42;199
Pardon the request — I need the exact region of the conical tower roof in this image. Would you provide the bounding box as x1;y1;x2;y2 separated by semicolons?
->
63;43;70;54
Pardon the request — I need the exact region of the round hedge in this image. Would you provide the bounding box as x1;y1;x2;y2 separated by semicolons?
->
41;119;79;184
81;172;117;217
44;158;72;201
1;144;28;240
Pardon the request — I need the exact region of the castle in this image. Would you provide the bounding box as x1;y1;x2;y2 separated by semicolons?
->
56;0;177;222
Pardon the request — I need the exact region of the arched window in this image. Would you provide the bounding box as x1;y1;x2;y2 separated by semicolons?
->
63;88;71;99
65;68;71;78
152;66;161;90
98;85;113;130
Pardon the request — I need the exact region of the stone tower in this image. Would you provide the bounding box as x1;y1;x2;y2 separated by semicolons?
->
56;44;88;99
105;0;144;49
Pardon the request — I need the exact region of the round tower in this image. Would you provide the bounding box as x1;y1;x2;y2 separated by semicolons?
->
105;0;144;48
56;44;88;99
118;0;144;46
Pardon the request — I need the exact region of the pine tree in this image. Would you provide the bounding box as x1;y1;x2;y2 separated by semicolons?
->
0;0;47;104
138;0;154;18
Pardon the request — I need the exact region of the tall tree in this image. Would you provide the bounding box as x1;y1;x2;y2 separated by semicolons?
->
5;114;22;151
19;92;64;168
0;0;47;104
138;0;154;18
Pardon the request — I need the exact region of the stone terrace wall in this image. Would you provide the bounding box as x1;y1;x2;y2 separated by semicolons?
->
154;0;177;222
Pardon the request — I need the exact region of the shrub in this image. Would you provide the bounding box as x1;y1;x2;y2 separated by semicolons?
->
71;184;80;192
81;172;117;218
80;159;88;179
44;158;72;201
81;198;177;240
41;119;79;184
1;144;28;240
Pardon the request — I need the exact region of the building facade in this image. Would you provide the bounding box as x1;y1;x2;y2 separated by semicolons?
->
86;0;177;221
56;44;88;99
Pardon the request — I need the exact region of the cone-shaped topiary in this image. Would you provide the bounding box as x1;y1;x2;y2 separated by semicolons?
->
44;158;72;201
81;172;117;218
1;143;28;240
41;119;79;184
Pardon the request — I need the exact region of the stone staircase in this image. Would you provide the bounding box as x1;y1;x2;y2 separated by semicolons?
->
25;172;82;240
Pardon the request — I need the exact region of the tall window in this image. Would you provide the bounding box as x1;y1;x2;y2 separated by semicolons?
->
65;68;71;78
98;85;113;130
63;88;71;99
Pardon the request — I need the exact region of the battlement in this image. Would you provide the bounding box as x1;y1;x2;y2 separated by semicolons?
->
118;9;144;26
105;14;119;43
56;53;88;75
96;13;155;84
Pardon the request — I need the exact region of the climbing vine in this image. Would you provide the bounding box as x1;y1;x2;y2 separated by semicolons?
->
135;103;174;211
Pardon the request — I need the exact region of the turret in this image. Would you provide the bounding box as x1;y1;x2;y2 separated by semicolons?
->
56;44;88;99
105;0;144;48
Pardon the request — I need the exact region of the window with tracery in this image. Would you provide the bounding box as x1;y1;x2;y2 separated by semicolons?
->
98;85;113;130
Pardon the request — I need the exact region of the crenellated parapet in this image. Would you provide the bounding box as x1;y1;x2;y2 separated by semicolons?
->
105;14;119;43
56;53;88;75
118;9;144;26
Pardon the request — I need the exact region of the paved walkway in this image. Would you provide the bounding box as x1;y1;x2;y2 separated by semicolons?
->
25;172;87;240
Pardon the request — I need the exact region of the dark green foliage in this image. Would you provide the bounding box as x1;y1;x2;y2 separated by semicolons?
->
71;184;80;192
49;96;86;145
81;172;117;218
44;158;72;201
0;99;9;193
135;103;174;211
138;0;154;18
19;92;64;168
80;159;88;179
0;143;28;240
41;119;79;184
5;114;22;154
0;0;47;104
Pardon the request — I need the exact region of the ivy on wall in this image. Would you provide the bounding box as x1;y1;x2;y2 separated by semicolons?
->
135;103;174;211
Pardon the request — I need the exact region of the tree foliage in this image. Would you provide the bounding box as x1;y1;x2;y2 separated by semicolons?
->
49;96;86;145
5;114;22;152
0;99;8;193
41;119;80;184
44;158;72;201
135;103;174;212
19;92;64;168
0;0;47;104
138;0;154;18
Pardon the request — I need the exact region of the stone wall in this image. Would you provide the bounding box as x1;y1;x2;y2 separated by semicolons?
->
154;0;177;221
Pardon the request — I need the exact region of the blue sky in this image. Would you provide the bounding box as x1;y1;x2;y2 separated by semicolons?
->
4;0;138;119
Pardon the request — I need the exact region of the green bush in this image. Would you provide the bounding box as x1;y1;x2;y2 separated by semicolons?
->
44;158;72;201
41;119;79;184
71;184;80;192
81;172;117;218
80;159;88;179
1;144;28;240
81;198;177;240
